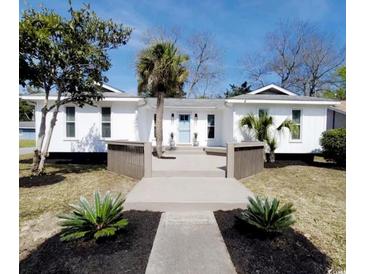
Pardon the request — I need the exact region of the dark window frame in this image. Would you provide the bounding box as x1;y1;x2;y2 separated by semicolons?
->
207;114;215;139
65;106;75;138
291;109;302;140
101;107;111;138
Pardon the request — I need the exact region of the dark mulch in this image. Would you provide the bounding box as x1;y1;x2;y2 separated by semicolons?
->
20;210;161;274
214;209;331;274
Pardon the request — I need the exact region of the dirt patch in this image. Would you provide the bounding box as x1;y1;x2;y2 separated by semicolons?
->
242;160;346;271
20;210;161;274
214;209;331;274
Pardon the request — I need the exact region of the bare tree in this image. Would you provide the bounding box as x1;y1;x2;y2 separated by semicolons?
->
142;28;223;97
242;20;344;96
185;32;222;98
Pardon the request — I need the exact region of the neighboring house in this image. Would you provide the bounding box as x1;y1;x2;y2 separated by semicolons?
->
327;101;346;129
21;84;339;156
19;121;35;140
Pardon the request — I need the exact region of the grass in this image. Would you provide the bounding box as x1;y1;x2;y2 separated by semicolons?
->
19;139;36;148
19;154;137;224
19;153;138;260
242;158;345;271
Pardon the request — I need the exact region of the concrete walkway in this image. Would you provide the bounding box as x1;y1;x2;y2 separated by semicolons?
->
152;148;226;177
145;211;236;274
124;177;253;212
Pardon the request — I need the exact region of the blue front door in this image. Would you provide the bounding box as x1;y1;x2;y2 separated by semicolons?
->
179;114;190;143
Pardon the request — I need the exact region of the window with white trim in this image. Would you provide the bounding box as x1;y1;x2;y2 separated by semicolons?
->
291;109;301;140
258;108;268;118
66;107;75;138
207;114;215;139
101;107;111;138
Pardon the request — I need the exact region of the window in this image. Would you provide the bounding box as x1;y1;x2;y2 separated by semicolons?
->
258;109;268;118
291;109;301;140
66;107;75;138
101;107;111;138
207;114;215;139
153;114;157;138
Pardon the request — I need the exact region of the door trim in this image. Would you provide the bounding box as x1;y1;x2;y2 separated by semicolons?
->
178;114;191;144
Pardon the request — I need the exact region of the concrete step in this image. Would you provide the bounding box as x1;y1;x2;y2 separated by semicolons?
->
124;177;253;212
145;211;237;274
152;170;225;177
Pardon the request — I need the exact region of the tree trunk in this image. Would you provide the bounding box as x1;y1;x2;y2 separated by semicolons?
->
36;105;60;175
32;93;49;173
155;92;165;158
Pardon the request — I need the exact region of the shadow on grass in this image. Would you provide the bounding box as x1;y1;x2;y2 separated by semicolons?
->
264;160;345;171
214;209;331;274
19;211;161;274
19;164;106;188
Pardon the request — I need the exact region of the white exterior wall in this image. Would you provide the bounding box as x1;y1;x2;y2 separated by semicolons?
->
232;103;328;153
139;107;225;147
35;101;138;152
33;99;328;154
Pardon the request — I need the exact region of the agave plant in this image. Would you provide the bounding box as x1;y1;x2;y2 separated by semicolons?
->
238;196;295;233
58;192;128;241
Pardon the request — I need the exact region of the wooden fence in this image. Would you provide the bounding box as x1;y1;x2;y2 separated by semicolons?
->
226;142;264;179
107;141;152;179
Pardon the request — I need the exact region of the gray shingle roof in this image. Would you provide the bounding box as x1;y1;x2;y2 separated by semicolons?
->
230;94;339;102
145;98;226;108
19;121;35;128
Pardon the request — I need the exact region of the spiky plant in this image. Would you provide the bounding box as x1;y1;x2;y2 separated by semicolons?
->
266;136;278;163
238;196;296;233
58;192;128;241
240;112;299;142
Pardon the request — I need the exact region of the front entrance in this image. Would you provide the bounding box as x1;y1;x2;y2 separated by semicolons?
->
178;114;190;143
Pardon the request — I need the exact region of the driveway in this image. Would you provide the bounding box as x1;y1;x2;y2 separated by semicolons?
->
20;147;35;155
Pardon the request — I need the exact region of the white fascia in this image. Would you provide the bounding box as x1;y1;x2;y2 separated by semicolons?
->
225;99;341;106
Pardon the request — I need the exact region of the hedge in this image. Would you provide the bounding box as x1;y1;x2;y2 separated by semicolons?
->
320;128;346;166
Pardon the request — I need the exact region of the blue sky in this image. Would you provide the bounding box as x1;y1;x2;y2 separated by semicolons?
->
19;0;345;95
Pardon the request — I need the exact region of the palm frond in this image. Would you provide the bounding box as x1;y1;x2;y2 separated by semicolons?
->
277;118;299;136
58;191;128;242
237;196;296;233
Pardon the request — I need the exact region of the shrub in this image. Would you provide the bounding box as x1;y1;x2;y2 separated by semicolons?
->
58;192;128;241
237;196;295;233
320;128;346;166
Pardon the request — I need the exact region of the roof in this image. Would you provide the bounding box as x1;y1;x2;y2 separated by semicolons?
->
229;94;337;102
329;101;346;114
145;98;226;109
247;84;298;96
19;121;35;128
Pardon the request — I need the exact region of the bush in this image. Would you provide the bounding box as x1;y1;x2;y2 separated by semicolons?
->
320;128;346;166
237;196;295;233
58;192;128;241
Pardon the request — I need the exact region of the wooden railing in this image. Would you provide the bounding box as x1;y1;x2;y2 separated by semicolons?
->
226;142;265;179
106;140;152;179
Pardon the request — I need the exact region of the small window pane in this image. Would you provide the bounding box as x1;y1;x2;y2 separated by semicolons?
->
259;109;268;118
102;107;111;121
66;122;75;137
208;127;215;138
208;115;215;126
292;125;301;139
292;110;301;123
102;123;111;138
66;107;75;121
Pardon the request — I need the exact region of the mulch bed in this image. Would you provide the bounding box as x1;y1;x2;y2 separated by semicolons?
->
20;210;161;274
214;209;331;274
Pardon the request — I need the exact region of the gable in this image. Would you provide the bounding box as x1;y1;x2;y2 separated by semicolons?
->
248;84;297;96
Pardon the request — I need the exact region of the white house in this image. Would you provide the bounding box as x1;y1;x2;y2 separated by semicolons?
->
21;84;339;156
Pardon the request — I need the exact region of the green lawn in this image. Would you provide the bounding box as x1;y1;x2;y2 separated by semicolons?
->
242;159;345;271
19;139;36;148
19;154;137;259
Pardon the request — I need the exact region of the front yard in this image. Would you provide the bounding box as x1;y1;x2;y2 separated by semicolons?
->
19;154;137;260
19;139;35;148
242;159;346;271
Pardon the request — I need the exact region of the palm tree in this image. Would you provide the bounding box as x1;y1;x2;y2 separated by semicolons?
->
240;112;298;162
136;42;189;158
